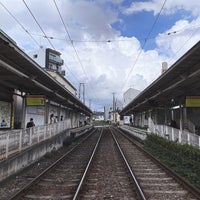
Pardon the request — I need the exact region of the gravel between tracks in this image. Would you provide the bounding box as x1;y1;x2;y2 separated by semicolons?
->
79;128;139;200
0;136;85;200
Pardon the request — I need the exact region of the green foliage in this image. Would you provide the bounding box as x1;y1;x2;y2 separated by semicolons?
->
144;134;200;189
92;120;109;126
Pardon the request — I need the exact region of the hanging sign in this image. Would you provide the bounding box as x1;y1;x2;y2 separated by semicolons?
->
186;96;200;107
26;95;45;106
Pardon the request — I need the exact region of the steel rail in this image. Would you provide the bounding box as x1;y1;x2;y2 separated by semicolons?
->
72;128;103;200
8;128;97;200
114;126;200;199
110;128;147;200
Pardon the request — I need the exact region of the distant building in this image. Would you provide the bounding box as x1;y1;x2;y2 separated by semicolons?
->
123;88;141;107
28;48;76;95
93;111;104;121
122;88;140;125
104;99;123;123
161;62;168;74
104;106;113;122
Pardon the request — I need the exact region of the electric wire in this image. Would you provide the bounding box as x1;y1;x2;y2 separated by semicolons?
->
64;64;80;84
3;0;199;110
23;20;200;46
53;0;98;105
0;2;40;48
25;29;180;43
53;0;87;77
167;28;200;66
22;0;56;50
121;0;168;92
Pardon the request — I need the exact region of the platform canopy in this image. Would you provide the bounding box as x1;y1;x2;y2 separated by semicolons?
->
121;41;200;115
0;31;92;116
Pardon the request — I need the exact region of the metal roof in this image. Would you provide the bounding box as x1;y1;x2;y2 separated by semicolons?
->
121;41;200;115
0;32;92;116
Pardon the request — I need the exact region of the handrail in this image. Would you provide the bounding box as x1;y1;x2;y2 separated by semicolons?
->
0;120;92;160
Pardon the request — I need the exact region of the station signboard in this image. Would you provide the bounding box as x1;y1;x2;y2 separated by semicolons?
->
185;96;200;107
26;95;45;106
25;95;46;126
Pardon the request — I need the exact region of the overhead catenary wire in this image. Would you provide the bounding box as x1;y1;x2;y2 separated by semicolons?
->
64;64;80;84
20;18;200;47
0;2;40;48
53;0;98;104
121;0;168;92
22;0;56;50
167;28;200;66
25;28;187;44
53;0;87;78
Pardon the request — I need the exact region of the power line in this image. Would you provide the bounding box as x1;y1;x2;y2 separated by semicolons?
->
22;0;55;50
167;29;200;66
53;0;98;102
121;0;168;92
146;0;168;41
25;30;173;43
24;21;200;46
53;0;88;78
0;2;40;47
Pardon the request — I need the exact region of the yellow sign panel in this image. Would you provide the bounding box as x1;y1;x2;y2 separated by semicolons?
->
26;95;45;106
186;96;200;107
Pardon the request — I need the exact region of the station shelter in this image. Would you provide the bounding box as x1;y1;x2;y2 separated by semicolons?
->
0;30;92;131
121;41;200;145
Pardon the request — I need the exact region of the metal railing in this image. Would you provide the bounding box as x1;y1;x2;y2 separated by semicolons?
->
0;119;75;160
149;119;200;148
121;119;200;148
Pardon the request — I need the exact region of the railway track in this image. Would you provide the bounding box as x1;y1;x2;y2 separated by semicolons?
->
8;128;102;200
8;126;200;200
111;127;200;200
76;127;141;200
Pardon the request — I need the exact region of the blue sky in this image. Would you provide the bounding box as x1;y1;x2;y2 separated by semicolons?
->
1;0;200;111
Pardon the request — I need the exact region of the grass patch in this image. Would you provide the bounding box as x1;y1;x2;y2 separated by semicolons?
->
144;134;200;189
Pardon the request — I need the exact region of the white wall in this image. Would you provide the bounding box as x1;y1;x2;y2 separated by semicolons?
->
28;48;46;68
123;88;141;107
25;106;45;126
47;71;76;95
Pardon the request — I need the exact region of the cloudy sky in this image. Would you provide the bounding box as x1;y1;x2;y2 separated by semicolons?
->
1;0;200;111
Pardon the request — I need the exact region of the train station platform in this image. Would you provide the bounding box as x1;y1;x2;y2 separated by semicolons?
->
120;124;200;148
0;122;93;182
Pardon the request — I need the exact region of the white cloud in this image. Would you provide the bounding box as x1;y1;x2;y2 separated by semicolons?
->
156;17;200;63
1;0;200;111
123;0;200;16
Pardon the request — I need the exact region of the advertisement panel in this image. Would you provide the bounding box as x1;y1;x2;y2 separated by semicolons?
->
25;95;46;126
0;101;11;128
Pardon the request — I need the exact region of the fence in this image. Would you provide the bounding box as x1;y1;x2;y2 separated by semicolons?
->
0;119;73;160
121;119;200;149
149;119;200;148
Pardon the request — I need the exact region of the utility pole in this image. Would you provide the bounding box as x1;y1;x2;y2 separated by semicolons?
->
112;92;116;123
83;83;85;104
89;99;92;109
79;83;85;104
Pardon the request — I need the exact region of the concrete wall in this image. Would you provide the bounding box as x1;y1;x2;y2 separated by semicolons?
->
0;127;89;182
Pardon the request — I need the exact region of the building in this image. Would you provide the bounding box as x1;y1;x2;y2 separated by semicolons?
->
0;29;92;130
122;88;140;124
123;88;141;107
120;41;200;137
28;48;76;95
93;111;104;121
104;106;113;122
104;99;123;123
